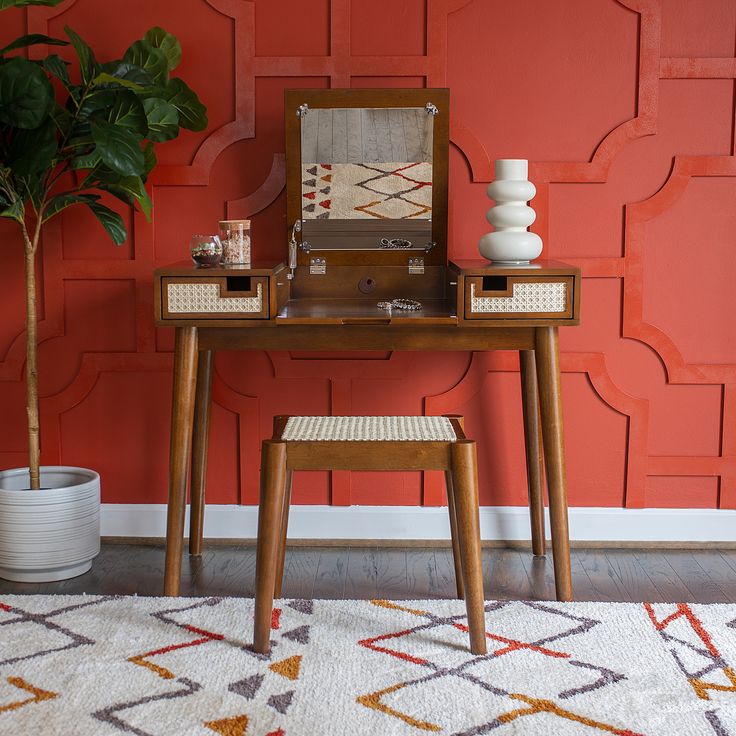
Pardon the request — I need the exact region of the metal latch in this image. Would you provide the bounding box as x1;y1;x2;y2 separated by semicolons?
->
309;257;326;275
408;257;424;275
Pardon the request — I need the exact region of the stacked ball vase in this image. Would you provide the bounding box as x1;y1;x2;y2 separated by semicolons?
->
478;159;543;264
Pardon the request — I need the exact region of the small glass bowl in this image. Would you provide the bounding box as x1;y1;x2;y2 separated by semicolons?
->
190;235;222;267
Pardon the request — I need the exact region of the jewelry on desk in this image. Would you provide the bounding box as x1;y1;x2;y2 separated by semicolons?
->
377;298;422;311
380;237;412;249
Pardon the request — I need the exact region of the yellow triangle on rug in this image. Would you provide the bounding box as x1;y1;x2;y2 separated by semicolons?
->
269;655;302;681
204;714;248;736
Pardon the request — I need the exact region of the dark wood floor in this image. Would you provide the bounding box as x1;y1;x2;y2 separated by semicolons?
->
2;543;736;603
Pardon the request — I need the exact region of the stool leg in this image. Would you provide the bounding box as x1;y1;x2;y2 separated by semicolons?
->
451;440;487;655
520;350;546;557
254;441;288;654
445;470;465;600
274;470;293;598
189;350;213;556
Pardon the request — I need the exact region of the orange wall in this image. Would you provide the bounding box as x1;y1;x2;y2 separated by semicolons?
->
1;0;735;510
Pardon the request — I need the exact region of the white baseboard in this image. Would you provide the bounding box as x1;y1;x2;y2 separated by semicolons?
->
100;504;736;543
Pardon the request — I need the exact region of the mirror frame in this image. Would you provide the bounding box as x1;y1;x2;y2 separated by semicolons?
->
284;88;450;268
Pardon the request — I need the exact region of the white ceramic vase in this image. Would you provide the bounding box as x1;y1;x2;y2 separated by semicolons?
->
478;159;543;264
0;466;100;582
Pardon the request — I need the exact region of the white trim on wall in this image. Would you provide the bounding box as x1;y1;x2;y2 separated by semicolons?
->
101;504;736;543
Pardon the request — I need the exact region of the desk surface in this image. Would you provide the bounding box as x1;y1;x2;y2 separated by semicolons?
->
155;258;581;331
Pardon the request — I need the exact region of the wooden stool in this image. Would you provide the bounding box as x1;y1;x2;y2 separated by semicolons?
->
253;414;487;656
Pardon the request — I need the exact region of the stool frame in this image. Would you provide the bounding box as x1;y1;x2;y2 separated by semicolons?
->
253;414;487;655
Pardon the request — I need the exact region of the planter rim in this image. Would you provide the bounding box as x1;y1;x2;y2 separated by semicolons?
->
0;466;99;496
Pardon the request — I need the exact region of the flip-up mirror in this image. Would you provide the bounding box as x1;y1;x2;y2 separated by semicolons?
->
285;89;449;269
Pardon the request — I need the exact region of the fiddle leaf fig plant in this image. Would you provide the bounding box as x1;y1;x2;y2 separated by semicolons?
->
0;0;207;489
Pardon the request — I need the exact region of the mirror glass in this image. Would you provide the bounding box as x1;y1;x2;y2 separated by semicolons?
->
299;106;433;250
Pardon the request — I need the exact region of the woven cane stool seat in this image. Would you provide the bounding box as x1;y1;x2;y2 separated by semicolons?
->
281;415;457;442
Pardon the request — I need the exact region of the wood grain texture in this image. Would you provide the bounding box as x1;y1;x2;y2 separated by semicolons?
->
164;327;198;597
189;350;213;556
535;326;572;601
519;349;546;557
253;440;288;653
450;440;486;654
4;544;736;605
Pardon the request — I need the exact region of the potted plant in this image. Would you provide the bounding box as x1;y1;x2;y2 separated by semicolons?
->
0;0;207;581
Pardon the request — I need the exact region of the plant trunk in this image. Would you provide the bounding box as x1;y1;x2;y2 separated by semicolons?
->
24;244;40;490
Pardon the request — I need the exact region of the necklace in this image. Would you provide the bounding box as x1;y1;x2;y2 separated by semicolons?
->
377;298;422;311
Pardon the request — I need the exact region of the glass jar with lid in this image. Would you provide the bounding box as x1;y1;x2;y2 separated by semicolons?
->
219;220;251;265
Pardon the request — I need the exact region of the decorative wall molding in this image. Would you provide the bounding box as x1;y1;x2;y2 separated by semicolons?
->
101;504;736;543
1;0;734;518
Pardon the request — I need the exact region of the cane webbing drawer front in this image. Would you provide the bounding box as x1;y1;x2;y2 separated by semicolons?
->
464;276;574;320
162;276;269;319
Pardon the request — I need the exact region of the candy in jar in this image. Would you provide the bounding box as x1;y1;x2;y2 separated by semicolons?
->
219;220;251;264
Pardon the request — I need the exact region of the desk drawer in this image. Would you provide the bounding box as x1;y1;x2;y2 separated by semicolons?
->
162;276;269;319
464;275;573;320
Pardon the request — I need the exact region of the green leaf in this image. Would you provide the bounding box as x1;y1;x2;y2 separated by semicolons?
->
142;141;156;179
97;173;152;221
78;88;117;119
49;102;74;135
70;150;101;170
107;90;147;137
0;0;65;8
142;97;178;142
0;198;24;222
87;201;126;244
162;77;207;131
100;60;153;88
0;34;68;56
123;40;168;86
90;118;144;176
0;56;54;129
144;27;181;71
64;25;98;85
42;192;98;223
43;54;71;88
7;118;57;177
91;72;145;92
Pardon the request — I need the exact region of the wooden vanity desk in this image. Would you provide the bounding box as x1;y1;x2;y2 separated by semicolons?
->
155;87;581;603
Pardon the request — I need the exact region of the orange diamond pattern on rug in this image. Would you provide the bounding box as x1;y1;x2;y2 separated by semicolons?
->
2;595;736;734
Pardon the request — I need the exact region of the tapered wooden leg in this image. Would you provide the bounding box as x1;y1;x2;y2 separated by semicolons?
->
445;470;465;600
164;326;198;596
520;350;546;557
254;441;288;654
451;440;486;655
274;470;293;598
189;350;213;556
534;327;573;602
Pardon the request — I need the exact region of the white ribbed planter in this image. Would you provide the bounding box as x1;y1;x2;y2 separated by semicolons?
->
0;467;100;582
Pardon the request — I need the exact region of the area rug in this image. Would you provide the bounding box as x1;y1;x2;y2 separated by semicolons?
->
1;596;735;735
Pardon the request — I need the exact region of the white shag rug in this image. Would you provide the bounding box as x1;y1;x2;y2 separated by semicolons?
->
0;595;735;735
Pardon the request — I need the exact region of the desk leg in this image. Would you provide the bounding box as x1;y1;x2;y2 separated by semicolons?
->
519;350;546;557
189;350;213;556
534;327;573;601
164;326;199;596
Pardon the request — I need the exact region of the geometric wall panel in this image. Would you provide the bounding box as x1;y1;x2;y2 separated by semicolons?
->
1;0;735;512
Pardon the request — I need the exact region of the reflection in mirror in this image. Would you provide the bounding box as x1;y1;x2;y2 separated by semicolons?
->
300;107;433;223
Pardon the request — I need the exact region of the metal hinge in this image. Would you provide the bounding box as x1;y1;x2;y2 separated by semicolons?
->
408;257;424;275
309;257;326;275
425;102;438;116
296;103;309;117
